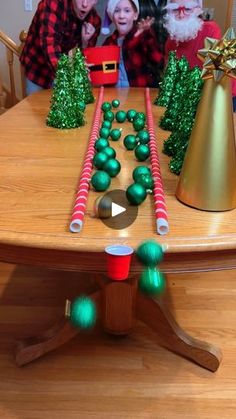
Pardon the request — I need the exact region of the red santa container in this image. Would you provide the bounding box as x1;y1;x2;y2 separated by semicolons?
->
83;45;120;85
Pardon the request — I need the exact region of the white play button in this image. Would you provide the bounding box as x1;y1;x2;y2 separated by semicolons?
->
111;202;126;217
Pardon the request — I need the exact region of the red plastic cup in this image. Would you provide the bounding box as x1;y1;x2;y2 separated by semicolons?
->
83;45;120;85
105;244;134;281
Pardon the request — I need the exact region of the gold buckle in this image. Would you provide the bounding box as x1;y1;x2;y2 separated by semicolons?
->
102;61;117;73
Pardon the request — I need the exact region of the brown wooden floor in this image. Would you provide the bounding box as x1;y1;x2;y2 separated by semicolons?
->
0;262;236;418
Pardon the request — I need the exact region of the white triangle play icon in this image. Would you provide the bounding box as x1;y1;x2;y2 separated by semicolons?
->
111;202;126;217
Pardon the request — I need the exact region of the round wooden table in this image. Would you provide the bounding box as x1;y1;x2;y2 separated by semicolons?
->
1;87;233;370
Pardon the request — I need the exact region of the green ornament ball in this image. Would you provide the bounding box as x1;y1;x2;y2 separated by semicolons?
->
103;110;115;122
136;130;150;144
93;151;108;169
99;127;110;139
134;112;146;121
91;171;111;191
115;110;127;123
70;296;96;329
103;146;116;159
133;118;145;132
110;128;122;141
101;101;111;112
135;144;150;161
137;174;154;191
126;109;137;122
112;99;120;108
78;101;86;112
103;158;121;177
123;134;138;150
139;267;166;296
102;120;112;129
126;183;147;205
94;138;109;152
132;166;151;182
136;240;163;265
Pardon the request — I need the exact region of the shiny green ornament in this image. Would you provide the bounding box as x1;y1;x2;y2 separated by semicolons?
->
126;183;147;205
103;158;121;177
126;109;137;122
94;138;109;151
99;127;110;139
103;110;115;122
139;268;166;296
93;151;108;169
133;118;145;132
101;101;112;112
70;296;96;329
112;99;120;108
102;120;112;129
136;130;150;144
91;170;111;191
123;134;138;150
103;146;116;159
115;110;127;123
134;112;146;121
136;240;163;265
110;128;122;141
132;166;151;182
135;144;150;161
137;174;154;191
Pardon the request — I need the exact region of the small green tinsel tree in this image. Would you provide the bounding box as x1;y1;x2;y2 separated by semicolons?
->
47;54;85;129
162;66;204;175
73;48;94;105
159;56;190;131
154;51;179;107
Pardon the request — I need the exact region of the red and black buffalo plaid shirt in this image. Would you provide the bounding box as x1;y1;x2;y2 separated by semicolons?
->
103;26;164;87
20;0;101;88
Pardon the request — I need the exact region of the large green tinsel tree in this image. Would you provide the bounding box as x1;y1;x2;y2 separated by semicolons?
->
154;51;179;107
47;54;85;129
72;48;94;105
163;66;204;175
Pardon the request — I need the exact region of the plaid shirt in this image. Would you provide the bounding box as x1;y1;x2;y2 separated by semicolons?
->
103;26;164;87
20;0;101;88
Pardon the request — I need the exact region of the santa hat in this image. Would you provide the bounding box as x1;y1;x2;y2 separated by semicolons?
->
102;0;140;35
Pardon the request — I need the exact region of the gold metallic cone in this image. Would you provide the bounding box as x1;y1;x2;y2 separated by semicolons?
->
176;76;236;211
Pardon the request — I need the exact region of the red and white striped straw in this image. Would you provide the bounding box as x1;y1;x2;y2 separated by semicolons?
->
70;86;104;232
145;88;169;235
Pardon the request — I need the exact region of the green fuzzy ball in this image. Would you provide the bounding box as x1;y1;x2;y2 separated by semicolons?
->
93;151;108;169
112;99;120;108
101;101;111;112
132;166;151;182
136;240;163;265
91;171;111;191
123;134;138;150
133;118;145;132
102;120;112;129
103;158;121;177
126;109;137;122
135;144;150;161
103;110;115;122
99;127;110;139
94;138;109;152
70;296;96;329
103;146;116;159
136;130;150;144
126;183;147;205
110;128;122;141
139;267;166;296
115;110;127;123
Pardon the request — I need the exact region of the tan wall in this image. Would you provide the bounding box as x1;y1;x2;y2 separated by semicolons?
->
204;0;232;31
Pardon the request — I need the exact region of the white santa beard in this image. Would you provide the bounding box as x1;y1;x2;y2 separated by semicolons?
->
164;14;203;43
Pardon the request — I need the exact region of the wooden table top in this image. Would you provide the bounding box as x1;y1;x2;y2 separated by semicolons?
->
0;87;236;273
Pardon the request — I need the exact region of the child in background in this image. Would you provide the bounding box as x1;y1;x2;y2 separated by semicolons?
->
103;0;164;87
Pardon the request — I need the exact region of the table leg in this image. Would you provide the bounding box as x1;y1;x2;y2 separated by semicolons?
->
15;291;101;366
136;292;222;372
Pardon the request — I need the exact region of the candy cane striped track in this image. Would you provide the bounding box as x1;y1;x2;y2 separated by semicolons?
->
70;87;104;232
145;88;169;235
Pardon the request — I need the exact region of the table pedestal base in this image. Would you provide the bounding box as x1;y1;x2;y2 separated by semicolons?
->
15;279;222;371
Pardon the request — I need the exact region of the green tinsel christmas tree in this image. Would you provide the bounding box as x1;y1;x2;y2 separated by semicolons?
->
162;66;204;175
73;48;94;105
159;56;190;131
154;51;179;107
47;54;85;129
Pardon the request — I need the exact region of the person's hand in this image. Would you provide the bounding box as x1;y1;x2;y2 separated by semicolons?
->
82;22;96;46
135;16;155;37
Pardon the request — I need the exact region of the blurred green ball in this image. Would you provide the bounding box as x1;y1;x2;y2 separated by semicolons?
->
133;118;145;132
103;158;121;177
110;128;122;141
112;99;120;108
103;146;116;159
70;296;96;329
101;102;111;112
139;268;166;296
93;151;108;169
137;174;154;191
116;110;127;123
126;183;147;205
123;134;138;150
126;109;137;121
99;127;110;139
136;240;163;265
102;120;112;129
91;171;111;191
132;166;151;182
134;112;146;121
136;130;150;144
103;110;115;122
94;138;109;152
135;144;150;161
78;101;86;112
